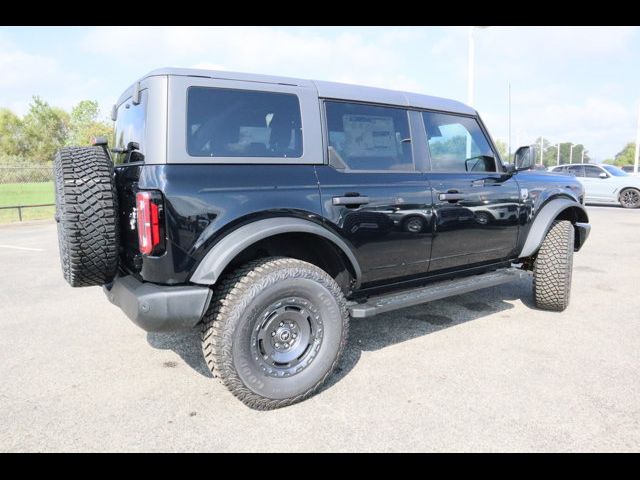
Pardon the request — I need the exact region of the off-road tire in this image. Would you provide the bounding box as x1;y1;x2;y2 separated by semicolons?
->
201;257;349;410
619;188;640;209
533;220;574;311
54;146;119;287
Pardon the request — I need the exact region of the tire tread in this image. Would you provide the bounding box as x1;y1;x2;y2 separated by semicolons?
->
533;220;574;311
54;146;119;287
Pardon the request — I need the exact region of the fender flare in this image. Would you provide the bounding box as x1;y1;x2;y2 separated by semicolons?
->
519;198;589;258
189;217;362;287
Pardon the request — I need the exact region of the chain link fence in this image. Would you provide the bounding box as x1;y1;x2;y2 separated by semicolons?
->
0;164;55;223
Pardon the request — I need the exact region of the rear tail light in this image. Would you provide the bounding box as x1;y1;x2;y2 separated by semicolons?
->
136;191;165;255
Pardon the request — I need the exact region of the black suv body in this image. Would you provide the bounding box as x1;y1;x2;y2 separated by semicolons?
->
54;68;590;409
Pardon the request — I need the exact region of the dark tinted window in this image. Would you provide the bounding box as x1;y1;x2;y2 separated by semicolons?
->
113;90;147;165
603;164;630;176
422;112;495;172
325;101;413;171
566;165;585;177
187;87;302;158
584;165;604;178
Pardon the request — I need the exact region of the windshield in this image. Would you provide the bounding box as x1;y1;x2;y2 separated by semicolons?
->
602;165;629;177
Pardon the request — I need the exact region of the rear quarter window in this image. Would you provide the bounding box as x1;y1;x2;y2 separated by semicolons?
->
186;87;303;158
113;90;147;165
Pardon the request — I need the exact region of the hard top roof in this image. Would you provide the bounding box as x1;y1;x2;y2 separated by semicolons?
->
127;67;475;115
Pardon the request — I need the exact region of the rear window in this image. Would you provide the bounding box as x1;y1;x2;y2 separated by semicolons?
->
186;87;303;158
113;90;147;165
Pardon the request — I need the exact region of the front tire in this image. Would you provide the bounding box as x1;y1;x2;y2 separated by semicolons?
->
619;188;640;208
533;220;575;311
201;257;349;410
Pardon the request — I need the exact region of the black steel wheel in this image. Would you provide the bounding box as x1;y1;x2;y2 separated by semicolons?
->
252;297;324;378
201;257;349;410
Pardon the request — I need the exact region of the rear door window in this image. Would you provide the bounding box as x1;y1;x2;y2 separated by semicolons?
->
187;87;303;158
324;101;414;171
566;165;585;177
113;90;147;165
584;165;603;178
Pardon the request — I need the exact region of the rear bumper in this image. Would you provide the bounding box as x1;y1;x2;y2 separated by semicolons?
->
103;275;212;332
575;222;591;251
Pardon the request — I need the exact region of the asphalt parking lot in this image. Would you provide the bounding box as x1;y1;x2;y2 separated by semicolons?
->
1;206;639;452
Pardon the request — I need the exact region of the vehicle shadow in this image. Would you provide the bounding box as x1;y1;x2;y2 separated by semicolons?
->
145;276;535;386
146;328;214;378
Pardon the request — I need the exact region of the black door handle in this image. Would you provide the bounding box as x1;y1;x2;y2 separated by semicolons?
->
333;196;370;206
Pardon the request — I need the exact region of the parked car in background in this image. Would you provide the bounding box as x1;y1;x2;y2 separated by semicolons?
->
621;165;639;175
549;163;640;208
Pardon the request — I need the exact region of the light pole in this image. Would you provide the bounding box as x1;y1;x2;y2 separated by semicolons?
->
570;143;579;164
634;99;640;174
539;136;544;164
467;26;490;108
556;143;561;165
581;148;586;163
466;26;489;158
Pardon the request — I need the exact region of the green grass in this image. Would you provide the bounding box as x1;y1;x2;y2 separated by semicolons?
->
0;182;55;223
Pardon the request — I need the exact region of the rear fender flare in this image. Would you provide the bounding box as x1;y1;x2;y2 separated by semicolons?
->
189;217;362;287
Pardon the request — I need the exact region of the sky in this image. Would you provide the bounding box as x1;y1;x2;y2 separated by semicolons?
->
1;26;638;161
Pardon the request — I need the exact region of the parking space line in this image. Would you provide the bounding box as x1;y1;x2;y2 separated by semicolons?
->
0;245;44;252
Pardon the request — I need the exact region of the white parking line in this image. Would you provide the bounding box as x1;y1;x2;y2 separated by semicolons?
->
0;244;44;252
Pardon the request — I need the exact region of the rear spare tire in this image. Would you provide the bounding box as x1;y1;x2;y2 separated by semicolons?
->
54;146;119;287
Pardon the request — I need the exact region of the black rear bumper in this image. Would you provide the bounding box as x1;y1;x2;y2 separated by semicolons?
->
103;275;212;332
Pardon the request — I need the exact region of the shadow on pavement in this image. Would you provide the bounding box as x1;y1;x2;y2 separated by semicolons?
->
145;276;534;387
146;328;213;378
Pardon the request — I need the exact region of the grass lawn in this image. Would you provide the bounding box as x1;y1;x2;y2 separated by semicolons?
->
0;182;55;223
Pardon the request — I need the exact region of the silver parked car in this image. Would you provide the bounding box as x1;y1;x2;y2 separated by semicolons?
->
549;163;640;208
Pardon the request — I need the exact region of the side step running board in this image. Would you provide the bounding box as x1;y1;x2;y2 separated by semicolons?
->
348;268;530;318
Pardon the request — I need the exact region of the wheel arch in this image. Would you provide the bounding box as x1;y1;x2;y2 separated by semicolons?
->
189;217;362;291
519;198;589;258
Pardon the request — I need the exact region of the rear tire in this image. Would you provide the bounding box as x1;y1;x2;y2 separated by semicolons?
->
54;146;120;287
533;220;574;311
201;257;349;410
619;188;640;208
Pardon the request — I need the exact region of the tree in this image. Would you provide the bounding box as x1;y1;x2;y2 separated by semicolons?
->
21;96;70;163
494;139;509;161
611;142;636;167
531;137;590;166
67;100;113;147
0;109;25;158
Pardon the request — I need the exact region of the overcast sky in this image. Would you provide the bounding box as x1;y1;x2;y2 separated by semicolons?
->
1;26;638;160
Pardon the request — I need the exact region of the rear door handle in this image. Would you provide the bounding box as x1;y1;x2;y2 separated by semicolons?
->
333;196;370;206
438;193;468;202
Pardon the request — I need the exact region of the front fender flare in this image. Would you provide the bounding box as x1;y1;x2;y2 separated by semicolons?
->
189;217;362;287
519;198;589;258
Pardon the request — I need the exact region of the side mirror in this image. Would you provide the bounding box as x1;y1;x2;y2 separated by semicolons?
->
599;172;608;179
512;145;537;172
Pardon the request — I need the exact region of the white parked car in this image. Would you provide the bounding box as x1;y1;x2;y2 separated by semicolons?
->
549;163;640;208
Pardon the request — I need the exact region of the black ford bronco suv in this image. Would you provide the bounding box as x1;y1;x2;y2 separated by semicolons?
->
54;68;590;409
